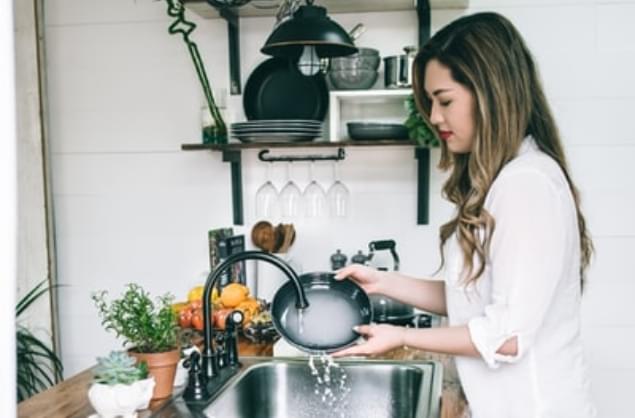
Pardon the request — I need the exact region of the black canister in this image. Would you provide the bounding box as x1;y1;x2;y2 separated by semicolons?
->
330;249;348;270
351;250;369;265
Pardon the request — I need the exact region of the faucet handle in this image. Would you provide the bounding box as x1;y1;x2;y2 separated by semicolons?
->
225;310;244;368
183;351;210;402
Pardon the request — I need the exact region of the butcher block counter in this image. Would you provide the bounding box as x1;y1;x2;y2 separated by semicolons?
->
18;339;469;418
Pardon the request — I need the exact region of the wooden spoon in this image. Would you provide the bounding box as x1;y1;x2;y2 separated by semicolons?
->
272;223;285;254
279;224;295;253
251;221;275;253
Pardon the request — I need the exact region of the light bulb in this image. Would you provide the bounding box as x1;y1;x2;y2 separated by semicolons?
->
297;45;320;76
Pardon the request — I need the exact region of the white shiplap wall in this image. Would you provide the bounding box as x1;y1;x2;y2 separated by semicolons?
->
43;0;635;416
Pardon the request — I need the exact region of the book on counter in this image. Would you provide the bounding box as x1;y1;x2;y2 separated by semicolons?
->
208;227;246;288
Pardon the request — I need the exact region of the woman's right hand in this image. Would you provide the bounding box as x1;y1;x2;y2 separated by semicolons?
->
334;264;384;295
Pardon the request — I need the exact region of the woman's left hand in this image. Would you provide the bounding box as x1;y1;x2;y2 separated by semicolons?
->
331;324;406;358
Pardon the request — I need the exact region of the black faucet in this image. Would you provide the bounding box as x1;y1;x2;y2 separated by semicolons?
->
199;251;309;381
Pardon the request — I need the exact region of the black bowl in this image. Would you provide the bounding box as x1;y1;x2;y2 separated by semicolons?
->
347;122;409;140
271;272;372;353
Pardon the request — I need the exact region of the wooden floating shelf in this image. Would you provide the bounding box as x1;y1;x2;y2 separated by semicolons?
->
181;139;416;151
183;0;469;20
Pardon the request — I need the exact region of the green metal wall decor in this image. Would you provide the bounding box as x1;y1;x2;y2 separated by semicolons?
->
163;0;227;144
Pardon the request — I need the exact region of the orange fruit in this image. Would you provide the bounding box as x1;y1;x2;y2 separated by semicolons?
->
191;309;204;331
213;308;233;330
220;283;249;308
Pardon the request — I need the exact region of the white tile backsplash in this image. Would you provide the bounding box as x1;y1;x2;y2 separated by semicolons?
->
598;3;635;52
582;279;635;327
44;0;168;26
588;370;635;418
554;98;635;146
587;237;635;283
44;1;635;416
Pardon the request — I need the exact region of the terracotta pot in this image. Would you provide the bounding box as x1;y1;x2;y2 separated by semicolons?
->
129;349;180;400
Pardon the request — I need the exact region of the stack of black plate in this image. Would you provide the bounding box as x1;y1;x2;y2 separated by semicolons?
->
231;120;323;143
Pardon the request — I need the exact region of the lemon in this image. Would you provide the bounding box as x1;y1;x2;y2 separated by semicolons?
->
187;285;204;303
187;285;220;308
171;301;189;314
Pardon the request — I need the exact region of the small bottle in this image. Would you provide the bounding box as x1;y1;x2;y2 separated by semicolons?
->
201;104;227;145
351;250;368;265
201;88;228;145
330;249;347;270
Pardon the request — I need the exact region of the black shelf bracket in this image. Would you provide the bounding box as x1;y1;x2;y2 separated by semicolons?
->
217;6;241;95
258;148;346;163
415;147;430;225
417;0;431;47
222;149;243;225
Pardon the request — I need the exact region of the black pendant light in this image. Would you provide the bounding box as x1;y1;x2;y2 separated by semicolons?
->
261;0;357;76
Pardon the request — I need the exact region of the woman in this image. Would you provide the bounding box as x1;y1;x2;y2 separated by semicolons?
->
334;12;596;418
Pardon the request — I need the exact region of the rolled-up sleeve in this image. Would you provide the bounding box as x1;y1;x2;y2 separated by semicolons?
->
467;169;569;368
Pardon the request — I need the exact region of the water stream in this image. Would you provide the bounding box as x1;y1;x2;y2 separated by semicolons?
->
307;353;351;418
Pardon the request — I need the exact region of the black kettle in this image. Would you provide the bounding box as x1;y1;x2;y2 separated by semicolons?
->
366;240;415;325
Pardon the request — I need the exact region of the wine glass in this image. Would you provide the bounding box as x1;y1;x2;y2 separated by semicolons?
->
279;162;302;220
255;162;279;220
327;161;349;218
303;161;327;218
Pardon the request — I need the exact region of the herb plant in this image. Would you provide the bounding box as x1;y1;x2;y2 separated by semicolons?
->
92;284;178;353
16;280;64;402
93;351;149;385
404;94;439;148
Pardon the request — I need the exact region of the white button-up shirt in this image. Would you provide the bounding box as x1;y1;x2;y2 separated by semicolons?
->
443;136;596;418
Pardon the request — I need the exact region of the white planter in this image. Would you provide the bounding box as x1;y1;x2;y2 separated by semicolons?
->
88;377;155;418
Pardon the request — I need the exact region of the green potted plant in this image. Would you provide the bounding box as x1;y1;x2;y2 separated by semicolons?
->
404;94;440;148
88;351;155;417
92;284;180;400
16;280;63;402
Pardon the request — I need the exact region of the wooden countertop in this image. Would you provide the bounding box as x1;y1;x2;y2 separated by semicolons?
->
18;340;468;418
17;339;273;418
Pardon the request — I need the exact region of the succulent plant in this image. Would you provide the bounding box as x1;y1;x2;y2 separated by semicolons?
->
93;351;148;385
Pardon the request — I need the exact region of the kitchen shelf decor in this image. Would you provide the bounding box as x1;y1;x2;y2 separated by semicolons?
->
163;0;228;142
185;0;468;18
183;0;469;47
178;0;467;225
328;89;412;142
181;140;431;226
257;147;345;162
182;0;471;82
261;0;357;77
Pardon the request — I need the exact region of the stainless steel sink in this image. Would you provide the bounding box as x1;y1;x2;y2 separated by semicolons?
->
201;358;442;418
151;357;442;418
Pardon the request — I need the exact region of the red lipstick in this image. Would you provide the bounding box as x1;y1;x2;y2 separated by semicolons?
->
438;130;453;140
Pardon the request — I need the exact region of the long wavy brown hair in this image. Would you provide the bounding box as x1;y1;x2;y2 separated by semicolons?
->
412;12;593;288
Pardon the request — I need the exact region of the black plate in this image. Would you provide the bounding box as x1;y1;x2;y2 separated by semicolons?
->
244;58;329;121
271;272;372;353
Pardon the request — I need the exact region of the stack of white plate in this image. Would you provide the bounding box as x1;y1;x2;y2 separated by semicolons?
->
231;120;323;143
